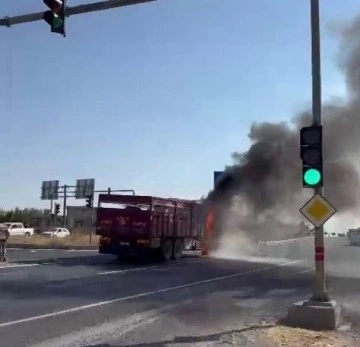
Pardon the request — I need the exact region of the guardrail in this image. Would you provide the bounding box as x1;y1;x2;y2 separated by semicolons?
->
256;236;313;261
258;236;313;246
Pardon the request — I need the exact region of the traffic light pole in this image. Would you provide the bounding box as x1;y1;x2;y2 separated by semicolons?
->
0;0;156;28
50;196;54;225
310;0;329;303
63;184;68;227
286;1;340;330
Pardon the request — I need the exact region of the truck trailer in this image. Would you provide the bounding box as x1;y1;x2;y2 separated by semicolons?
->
96;194;204;261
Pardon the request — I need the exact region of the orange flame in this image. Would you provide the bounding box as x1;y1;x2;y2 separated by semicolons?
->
206;210;215;234
202;209;216;255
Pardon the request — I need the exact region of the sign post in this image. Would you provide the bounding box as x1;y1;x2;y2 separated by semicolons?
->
286;0;341;331
309;0;329;303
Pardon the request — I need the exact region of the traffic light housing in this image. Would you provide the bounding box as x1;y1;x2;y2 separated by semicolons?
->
86;195;93;208
55;203;60;215
300;125;323;188
43;0;67;36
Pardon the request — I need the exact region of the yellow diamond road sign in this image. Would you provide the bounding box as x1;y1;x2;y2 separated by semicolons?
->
299;194;337;228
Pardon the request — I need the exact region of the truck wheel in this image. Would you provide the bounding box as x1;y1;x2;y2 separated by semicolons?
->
172;239;183;260
25;232;31;237
161;239;173;262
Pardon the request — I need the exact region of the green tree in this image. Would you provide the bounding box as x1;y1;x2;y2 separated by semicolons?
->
0;208;45;225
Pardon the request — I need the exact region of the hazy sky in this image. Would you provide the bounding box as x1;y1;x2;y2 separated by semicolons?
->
0;0;358;210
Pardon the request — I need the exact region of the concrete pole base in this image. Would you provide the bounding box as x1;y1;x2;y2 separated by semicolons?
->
285;300;342;330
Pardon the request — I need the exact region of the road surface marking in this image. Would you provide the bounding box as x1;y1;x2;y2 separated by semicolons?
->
98;265;161;275
0;259;300;328
297;267;315;274
8;248;57;251
97;259;207;275
67;249;98;252
0;257;205;275
0;263;40;269
9;248;98;252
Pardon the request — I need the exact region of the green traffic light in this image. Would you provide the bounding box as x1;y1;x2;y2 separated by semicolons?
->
304;168;321;186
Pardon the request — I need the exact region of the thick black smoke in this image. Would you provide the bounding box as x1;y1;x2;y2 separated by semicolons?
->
206;15;360;241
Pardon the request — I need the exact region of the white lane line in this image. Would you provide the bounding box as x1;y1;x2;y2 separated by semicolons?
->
67;249;98;252
9;248;57;251
97;259;210;276
0;263;40;269
0;258;205;274
98;265;160;275
9;248;98;252
0;259;300;328
297;267;315;274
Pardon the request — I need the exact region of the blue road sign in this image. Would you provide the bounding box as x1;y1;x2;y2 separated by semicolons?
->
213;171;225;188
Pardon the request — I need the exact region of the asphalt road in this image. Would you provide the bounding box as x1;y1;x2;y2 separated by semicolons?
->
0;238;359;346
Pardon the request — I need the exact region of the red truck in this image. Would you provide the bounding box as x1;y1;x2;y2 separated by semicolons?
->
96;194;204;261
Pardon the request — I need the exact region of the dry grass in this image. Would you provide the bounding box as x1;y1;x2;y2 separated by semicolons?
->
8;233;100;248
263;326;357;347
219;324;358;347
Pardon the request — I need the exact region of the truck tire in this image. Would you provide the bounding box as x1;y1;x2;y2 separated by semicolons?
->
172;239;183;260
161;239;173;262
25;232;31;237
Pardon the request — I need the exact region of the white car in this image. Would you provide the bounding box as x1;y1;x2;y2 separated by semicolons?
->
3;222;34;237
42;227;70;238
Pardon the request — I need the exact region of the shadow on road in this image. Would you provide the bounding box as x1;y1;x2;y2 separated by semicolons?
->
84;324;275;347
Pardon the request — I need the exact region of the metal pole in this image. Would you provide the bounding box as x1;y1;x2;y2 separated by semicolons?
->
50;197;54;226
111;189;135;195
90;193;95;244
63;185;67;228
0;0;156;27
108;187;111;194
310;0;329;302
66;0;156;16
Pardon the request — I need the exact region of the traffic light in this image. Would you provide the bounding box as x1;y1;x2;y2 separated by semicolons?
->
55;203;60;215
300;124;323;188
43;0;67;36
86;195;93;208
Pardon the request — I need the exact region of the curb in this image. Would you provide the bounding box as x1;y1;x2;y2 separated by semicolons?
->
7;243;98;251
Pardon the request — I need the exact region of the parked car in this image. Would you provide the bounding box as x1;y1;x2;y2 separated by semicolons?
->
3;222;34;237
41;227;70;238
